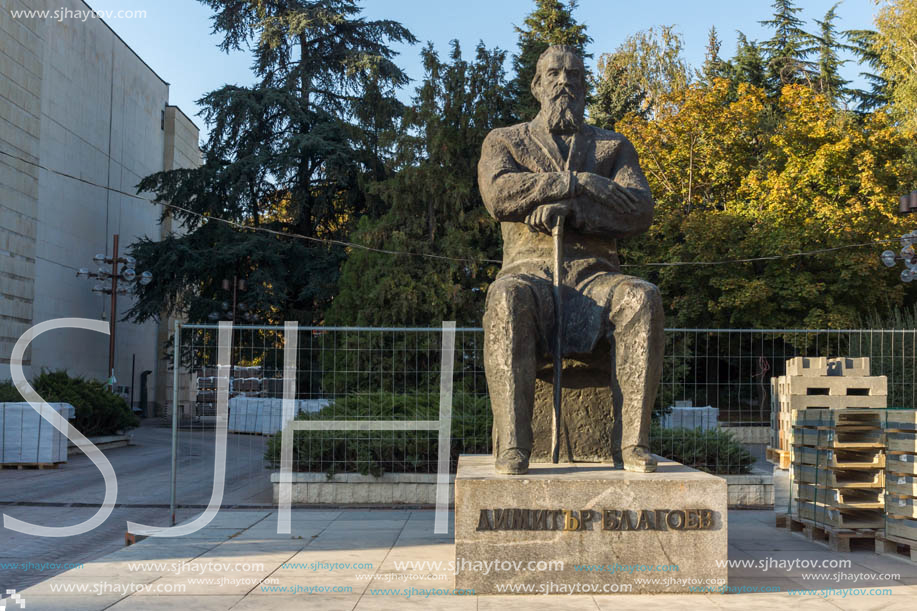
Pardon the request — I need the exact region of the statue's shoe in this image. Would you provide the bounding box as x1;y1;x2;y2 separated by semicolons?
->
622;446;657;473
495;449;530;475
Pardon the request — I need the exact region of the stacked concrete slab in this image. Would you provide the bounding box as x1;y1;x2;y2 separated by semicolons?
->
793;408;886;531
769;357;886;469
228;397;330;435
660;405;719;430
0;402;74;465
877;409;917;560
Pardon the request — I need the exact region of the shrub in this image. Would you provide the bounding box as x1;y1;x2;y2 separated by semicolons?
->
0;370;139;437
265;390;492;476
651;424;755;474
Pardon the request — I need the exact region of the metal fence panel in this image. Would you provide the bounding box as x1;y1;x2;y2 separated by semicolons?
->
163;325;917;508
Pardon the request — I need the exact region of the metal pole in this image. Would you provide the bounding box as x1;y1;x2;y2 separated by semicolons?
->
108;234;119;384
129;353;135;413
551;216;565;464
170;319;180;525
230;275;237;386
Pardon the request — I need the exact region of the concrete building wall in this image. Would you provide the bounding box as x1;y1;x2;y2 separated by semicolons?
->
0;0;44;373
0;0;200;409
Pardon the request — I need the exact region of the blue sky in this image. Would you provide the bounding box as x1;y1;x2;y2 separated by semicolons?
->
88;0;879;140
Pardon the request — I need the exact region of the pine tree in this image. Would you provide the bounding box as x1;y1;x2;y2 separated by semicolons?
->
128;1;415;326
807;3;850;102
327;42;515;326
699;26;731;84
509;0;591;122
588;54;647;130
759;0;815;94
731;33;767;90
845;28;890;113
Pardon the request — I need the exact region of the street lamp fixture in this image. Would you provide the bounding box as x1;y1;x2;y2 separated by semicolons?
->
76;234;154;387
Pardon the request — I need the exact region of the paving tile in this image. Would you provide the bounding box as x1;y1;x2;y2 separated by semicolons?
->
324;519;409;531
595;593;717;610
704;592;841;609
352;593;476;610
334;510;414;521
479;594;598;610
2;594;123;610
231;594;360;610
107;594;243;609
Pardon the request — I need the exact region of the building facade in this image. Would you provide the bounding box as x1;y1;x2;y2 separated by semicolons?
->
0;0;200;410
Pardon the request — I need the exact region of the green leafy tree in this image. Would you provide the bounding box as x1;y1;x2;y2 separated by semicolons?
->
617;79;917;329
873;0;917;131
588;52;647;130
509;0;591;122
128;0;416;326
589;26;689;123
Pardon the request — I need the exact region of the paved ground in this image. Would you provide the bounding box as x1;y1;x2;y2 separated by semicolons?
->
1;421;273;592
5;507;917;610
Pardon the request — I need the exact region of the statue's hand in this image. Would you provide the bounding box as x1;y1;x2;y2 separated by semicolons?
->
576;173;638;214
524;203;571;235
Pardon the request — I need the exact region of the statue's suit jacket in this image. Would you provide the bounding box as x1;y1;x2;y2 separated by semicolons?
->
477;115;656;356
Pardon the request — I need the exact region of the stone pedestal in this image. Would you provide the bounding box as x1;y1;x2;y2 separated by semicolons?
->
454;455;727;594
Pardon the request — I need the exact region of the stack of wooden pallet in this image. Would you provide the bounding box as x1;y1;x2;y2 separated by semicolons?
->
777;357;888;551
877;409;917;561
768;357;886;470
793;409;886;530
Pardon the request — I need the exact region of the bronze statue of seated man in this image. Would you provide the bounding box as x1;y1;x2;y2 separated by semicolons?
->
478;45;664;475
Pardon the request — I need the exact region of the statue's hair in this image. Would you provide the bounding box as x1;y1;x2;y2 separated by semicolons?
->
530;45;586;96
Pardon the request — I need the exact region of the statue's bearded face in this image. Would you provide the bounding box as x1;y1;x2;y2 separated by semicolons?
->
533;51;585;134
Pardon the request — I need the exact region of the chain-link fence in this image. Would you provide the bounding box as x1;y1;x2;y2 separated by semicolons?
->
162;325;917;509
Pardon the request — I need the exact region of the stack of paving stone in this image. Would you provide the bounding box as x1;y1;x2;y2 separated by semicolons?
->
793;408;886;530
769;357;886;469
781;357;889;549
0;402;74;466
877;409;917;560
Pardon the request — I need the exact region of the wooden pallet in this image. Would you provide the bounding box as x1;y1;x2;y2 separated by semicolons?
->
795;409;885;428
887;472;917;497
887;494;917;519
784;513;880;552
887;453;917;475
885;410;917;432
888;433;917;453
797;500;885;528
886;515;917;542
794;446;885;469
794;427;883;449
796;483;884;510
0;462;62;470
766;446;791;470
793;464;885;487
875;533;917;562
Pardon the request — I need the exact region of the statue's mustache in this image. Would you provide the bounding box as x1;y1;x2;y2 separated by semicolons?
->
551;86;579;100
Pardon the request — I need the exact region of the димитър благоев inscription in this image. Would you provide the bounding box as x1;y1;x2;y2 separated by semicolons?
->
476;508;715;531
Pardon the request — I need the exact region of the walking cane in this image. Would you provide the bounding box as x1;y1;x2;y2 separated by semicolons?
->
551;214;565;464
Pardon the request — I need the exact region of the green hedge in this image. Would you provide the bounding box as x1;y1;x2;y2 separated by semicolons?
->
0;370;139;437
265;391;492;476
265;391;754;476
651;424;755;475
